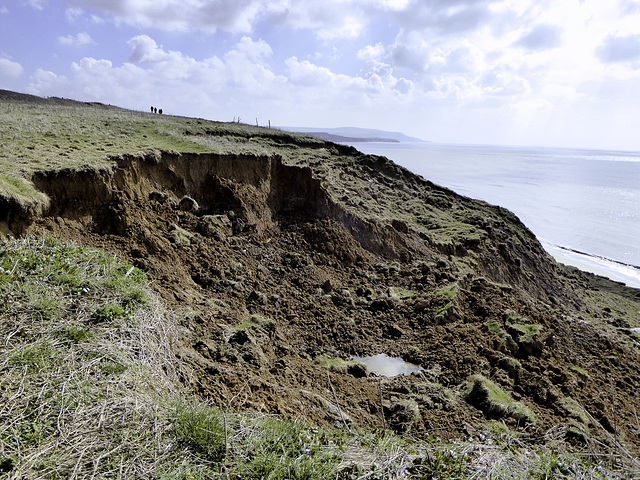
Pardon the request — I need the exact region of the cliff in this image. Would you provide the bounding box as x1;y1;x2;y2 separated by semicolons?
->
1;90;639;476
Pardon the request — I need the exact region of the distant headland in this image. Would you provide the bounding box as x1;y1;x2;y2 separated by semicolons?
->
282;126;429;143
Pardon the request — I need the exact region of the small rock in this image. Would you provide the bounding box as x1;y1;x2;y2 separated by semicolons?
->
149;191;168;203
178;195;199;213
248;290;267;305
370;299;393;311
384;323;404;339
347;362;369;378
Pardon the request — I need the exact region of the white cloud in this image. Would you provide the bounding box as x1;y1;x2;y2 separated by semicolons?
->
58;32;94;46
393;1;494;35
285;57;341;86
480;70;530;97
360;60;414;95
390;30;431;73
64;0;371;39
357;43;386;61
23;0;48;9
27;69;68;95
0;57;24;78
0;6;9;14
128;35;168;64
65;7;84;22
231;36;273;60
264;1;368;40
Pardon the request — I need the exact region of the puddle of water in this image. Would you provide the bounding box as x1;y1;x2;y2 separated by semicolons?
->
353;353;421;377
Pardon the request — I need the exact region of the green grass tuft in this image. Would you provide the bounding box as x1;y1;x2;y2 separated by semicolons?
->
316;355;367;375
56;325;94;343
465;375;537;425
92;303;127;323
171;403;227;461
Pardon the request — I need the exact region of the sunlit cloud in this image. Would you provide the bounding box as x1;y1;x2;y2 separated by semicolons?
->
58;32;94;46
0;57;24;78
23;0;48;10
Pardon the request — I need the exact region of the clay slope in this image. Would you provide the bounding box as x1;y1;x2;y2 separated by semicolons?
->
4;147;640;462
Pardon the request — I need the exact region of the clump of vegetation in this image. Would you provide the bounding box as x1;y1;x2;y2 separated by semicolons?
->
484;318;508;341
392;286;416;299
234;314;274;332
504;310;541;337
316;355;368;376
435;284;457;300
0;175;50;214
570;365;590;379
559;397;591;425
465;375;536;425
507;321;542;343
168;223;195;246
172;403;227;461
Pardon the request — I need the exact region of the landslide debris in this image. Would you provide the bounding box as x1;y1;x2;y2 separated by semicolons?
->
2;92;640;471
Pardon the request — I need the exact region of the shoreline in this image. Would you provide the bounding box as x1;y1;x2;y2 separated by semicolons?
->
543;243;640;289
349;142;640;292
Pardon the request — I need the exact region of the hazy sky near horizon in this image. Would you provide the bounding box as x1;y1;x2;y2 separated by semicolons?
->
2;0;640;150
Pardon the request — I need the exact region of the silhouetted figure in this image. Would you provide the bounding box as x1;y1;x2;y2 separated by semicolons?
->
158;109;163;114
154;107;158;113
150;106;154;113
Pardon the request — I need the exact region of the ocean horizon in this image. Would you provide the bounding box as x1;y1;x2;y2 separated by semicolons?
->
349;142;640;289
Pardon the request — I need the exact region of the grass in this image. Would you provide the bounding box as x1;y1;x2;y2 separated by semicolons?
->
435;284;457;300
392;287;416;299
0;175;50;214
234;314;274;332
485;318;507;340
570;365;590;378
0;94;324;179
316;355;369;376
465;375;537;425
508;322;542;343
503;311;542;343
0;237;178;477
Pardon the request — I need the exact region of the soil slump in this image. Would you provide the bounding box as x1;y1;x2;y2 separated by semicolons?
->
7;150;640;458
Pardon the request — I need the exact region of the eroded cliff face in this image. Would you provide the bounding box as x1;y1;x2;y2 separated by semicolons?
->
3;149;640;457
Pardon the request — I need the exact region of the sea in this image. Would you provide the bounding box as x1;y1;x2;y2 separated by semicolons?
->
349;142;640;289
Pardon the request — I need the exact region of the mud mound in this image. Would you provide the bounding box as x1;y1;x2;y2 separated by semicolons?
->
5;149;640;460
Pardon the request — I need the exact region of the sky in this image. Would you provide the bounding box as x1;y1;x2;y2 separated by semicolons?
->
2;0;640;150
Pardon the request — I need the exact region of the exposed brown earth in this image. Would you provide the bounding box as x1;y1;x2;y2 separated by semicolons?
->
3;119;640;466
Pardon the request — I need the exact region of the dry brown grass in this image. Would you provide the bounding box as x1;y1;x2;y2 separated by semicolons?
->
0;237;186;478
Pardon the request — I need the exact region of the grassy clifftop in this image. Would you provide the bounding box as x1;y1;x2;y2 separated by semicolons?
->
1;90;640;478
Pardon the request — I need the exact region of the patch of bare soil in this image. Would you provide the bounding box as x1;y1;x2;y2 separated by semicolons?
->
13;150;640;461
